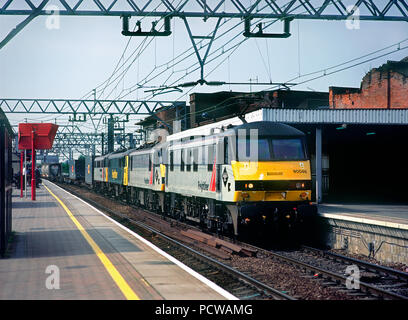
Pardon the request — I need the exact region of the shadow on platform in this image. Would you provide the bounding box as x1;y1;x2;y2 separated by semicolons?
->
12;201;59;209
11;228;141;259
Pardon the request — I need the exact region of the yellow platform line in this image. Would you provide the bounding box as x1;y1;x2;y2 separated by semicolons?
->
44;185;140;300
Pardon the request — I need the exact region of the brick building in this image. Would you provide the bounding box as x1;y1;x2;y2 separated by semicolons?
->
329;57;408;109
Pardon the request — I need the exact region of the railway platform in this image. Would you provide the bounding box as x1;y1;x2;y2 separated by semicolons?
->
318;203;408;264
0;180;235;300
319;203;408;228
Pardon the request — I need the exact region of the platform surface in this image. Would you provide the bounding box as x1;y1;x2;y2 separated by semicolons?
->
319;203;408;228
0;181;233;300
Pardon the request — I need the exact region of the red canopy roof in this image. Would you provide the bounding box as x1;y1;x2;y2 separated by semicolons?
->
18;123;59;150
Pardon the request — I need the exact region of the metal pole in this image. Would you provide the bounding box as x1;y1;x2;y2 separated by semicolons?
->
31;129;36;201
315;127;322;204
101;133;104;155
20;151;23;197
108;116;114;153
24;150;27;198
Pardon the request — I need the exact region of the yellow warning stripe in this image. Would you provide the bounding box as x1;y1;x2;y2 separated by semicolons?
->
44;185;140;300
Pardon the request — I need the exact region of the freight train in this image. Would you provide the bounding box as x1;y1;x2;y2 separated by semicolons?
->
41;163;62;182
45;121;317;239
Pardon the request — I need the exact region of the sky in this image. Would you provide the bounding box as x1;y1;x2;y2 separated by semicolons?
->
1;0;408;157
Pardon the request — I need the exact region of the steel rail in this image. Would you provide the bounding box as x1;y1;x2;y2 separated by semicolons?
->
265;249;408;300
302;245;408;282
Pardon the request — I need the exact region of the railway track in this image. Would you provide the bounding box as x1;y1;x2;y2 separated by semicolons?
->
299;246;408;297
226;239;408;300
264;248;408;300
54;181;408;300
53;181;294;300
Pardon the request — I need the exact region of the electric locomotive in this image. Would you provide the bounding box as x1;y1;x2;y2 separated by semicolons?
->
164;121;316;237
83;120;316;239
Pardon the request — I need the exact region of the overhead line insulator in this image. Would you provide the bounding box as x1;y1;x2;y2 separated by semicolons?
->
121;15;172;37
243;17;293;38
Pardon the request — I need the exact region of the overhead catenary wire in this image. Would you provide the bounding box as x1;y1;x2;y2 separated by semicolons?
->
118;0;335;101
21;0;342;129
37;1;406;156
261;38;408;92
112;0;294;100
134;39;408;128
102;1;366;127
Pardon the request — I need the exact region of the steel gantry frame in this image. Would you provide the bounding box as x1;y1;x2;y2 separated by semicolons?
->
2;0;407;80
0;98;180;116
1;1;408;77
55;125;103;159
1;0;408;20
2;98;181;158
45;126;137;161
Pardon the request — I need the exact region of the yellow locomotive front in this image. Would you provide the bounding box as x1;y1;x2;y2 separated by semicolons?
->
219;122;316;240
231;148;311;203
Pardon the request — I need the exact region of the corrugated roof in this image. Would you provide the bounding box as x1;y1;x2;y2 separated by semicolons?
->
165;108;408;142
261;108;408;125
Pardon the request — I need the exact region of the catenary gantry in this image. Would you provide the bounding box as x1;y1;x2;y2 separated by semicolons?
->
1;0;408;21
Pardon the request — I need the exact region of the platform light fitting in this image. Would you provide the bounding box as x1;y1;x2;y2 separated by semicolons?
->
336;124;347;130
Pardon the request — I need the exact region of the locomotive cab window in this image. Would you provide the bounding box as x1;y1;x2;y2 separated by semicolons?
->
237;136;306;161
271;138;306;160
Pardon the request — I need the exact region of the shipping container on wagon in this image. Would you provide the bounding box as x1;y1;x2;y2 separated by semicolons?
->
85;156;94;185
68;158;85;182
0;108;13;257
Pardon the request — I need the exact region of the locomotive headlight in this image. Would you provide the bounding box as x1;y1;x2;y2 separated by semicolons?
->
248;183;254;189
296;182;305;189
